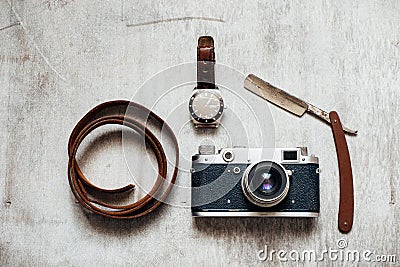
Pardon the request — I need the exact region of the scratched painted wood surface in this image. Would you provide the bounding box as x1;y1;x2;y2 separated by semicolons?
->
0;0;399;266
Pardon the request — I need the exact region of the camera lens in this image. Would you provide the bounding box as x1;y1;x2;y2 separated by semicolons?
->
242;161;289;207
259;172;276;193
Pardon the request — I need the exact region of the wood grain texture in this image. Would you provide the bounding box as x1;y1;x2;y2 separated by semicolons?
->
0;0;399;266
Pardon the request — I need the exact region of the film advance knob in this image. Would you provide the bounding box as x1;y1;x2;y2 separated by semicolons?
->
198;145;216;155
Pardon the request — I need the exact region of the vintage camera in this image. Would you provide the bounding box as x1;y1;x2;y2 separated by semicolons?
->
191;146;320;217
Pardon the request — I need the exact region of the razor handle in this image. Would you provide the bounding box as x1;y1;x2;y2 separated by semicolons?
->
329;111;354;233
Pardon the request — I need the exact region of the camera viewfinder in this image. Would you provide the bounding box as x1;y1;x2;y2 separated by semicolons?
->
283;150;298;161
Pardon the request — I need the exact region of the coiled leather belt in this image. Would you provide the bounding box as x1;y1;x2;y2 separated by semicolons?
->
68;100;179;218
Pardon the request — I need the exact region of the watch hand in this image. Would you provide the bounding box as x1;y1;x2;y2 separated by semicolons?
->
206;97;213;106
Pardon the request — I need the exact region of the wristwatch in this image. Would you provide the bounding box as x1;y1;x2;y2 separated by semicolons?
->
189;36;224;128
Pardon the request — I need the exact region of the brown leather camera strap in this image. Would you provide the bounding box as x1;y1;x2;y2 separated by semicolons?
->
329;111;354;233
68;100;179;219
197;36;216;89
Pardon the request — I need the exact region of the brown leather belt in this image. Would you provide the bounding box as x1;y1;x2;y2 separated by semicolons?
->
68;100;179;219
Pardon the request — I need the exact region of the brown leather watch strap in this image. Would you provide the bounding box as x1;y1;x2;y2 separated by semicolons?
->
329;111;354;233
197;36;216;89
68;100;179;219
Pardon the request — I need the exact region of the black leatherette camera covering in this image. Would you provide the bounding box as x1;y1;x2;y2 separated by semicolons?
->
191;163;320;213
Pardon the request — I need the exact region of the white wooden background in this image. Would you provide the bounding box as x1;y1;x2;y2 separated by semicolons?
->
0;0;399;266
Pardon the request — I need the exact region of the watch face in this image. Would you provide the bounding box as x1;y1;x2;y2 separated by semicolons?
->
189;90;224;123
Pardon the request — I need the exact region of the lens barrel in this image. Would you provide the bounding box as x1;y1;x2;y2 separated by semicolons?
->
241;161;290;207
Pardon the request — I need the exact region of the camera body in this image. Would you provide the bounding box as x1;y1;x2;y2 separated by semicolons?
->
191;146;320;217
